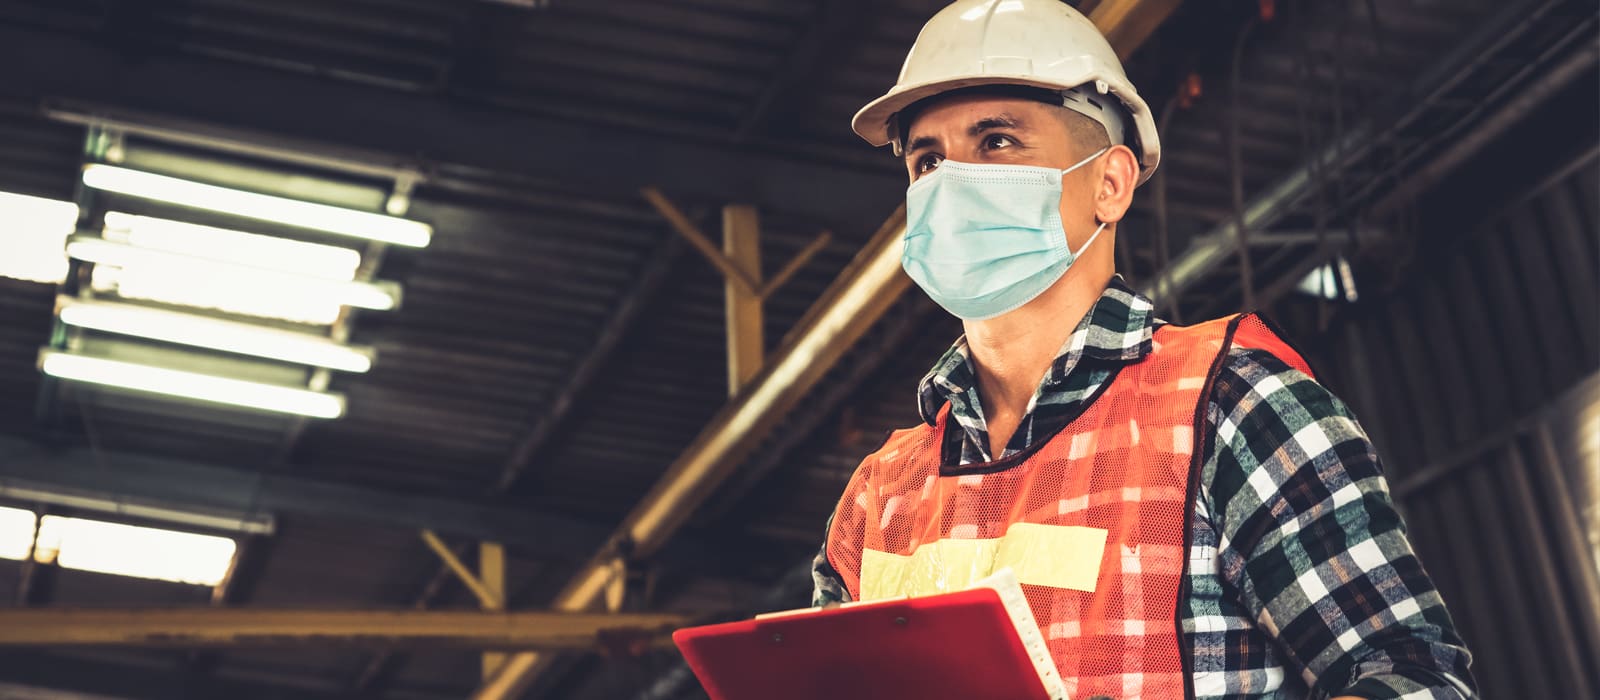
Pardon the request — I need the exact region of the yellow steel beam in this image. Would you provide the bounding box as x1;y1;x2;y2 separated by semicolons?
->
641;186;761;294
642;186;829;304
760;230;833;300
1089;0;1185;61
0;608;691;650
419;530;501;610
604;556;627;613
480;541;507;679
473;3;1184;697
723;203;765;394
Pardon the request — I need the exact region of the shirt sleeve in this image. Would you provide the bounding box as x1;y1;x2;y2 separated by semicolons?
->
813;448;879;607
1205;348;1478;699
811;514;853;608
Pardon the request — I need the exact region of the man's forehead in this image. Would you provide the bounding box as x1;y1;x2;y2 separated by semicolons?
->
903;96;1051;141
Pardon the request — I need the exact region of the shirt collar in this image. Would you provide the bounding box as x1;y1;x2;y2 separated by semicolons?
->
916;275;1157;426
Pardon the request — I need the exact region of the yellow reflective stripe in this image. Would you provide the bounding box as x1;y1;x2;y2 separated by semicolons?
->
861;538;997;599
998;523;1108;592
860;523;1108;600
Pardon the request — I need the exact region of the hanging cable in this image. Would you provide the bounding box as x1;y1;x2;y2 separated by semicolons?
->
1329;2;1353;223
1152;78;1190;323
1293;4;1331;262
1362;0;1387;61
1226;15;1260;311
1152;97;1176;320
1293;16;1335;326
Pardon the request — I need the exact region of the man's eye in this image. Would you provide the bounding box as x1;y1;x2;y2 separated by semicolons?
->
983;134;1016;150
916;154;944;174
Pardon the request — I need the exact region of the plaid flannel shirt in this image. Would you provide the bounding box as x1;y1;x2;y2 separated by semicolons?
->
813;277;1476;699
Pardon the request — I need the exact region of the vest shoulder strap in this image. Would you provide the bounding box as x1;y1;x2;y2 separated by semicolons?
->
865;313;1314;468
1229;313;1315;378
873;404;944;461
1154;313;1314;379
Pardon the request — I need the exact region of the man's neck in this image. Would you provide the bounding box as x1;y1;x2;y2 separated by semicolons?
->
963;267;1113;456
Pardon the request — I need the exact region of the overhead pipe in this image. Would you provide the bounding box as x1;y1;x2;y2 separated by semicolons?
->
1246;12;1596;312
1140;0;1567;303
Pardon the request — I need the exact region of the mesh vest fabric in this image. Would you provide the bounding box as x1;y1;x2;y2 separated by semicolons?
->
826;313;1310;699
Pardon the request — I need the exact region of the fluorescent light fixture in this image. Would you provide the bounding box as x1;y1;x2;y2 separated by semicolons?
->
0;505;241;585
0;505;37;560
89;213;370;323
39;349;346;419
34;515;236;586
0;482;273;535
104;212;361;280
82;164;432;247
58;297;375;372
0;191;78;284
92;264;348;325
68;234;400;313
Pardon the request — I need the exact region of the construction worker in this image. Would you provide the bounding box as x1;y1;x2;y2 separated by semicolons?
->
812;1;1476;698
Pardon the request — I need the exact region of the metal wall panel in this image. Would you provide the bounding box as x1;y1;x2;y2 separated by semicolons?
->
1328;154;1600;697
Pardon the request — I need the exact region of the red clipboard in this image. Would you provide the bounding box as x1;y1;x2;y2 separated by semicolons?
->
672;587;1056;700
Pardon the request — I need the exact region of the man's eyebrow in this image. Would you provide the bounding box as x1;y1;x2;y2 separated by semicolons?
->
905;134;939;154
904;114;1028;157
970;114;1024;135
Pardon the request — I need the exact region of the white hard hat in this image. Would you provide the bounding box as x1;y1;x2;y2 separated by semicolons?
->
852;0;1162;183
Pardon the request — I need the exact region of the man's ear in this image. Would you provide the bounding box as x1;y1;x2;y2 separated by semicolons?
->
1094;144;1139;224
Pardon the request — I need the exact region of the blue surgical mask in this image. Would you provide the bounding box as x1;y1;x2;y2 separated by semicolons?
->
902;148;1108;320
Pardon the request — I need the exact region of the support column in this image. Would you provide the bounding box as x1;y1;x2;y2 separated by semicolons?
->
480;542;506;680
604;557;627;613
722;204;763;395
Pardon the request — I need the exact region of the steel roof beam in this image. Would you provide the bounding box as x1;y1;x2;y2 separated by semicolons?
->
732;0;860;142
0;608;690;650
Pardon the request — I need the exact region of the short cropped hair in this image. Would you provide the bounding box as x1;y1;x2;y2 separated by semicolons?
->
896;84;1111;155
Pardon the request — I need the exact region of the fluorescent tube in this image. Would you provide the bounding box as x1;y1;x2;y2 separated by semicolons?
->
34;515;236;586
82;164;432;248
38;349;346;419
57;297;375;372
103;212;361;280
67;234;400;312
0;506;36;560
0;191;78;284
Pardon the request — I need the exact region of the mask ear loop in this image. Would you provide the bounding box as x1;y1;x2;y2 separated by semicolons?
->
1060;147;1110;176
1068;221;1108;259
1063;148;1111;259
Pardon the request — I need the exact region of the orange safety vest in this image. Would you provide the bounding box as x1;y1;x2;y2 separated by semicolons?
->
826;313;1311;699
